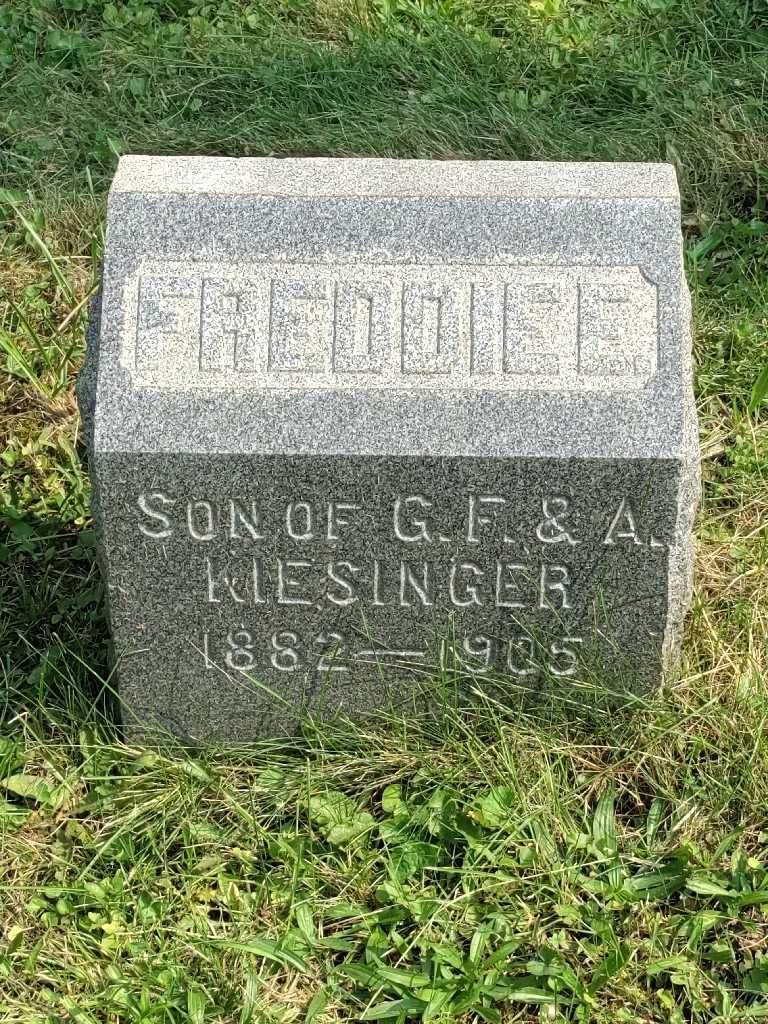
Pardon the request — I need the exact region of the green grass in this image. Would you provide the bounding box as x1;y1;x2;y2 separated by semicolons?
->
1;0;768;1020
2;0;768;217
3;683;768;1023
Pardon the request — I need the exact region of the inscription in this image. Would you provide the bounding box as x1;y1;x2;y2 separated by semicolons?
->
448;633;584;677
201;629;584;678
138;487;668;686
203;556;573;611
269;280;333;372
136;492;666;551
124;262;658;390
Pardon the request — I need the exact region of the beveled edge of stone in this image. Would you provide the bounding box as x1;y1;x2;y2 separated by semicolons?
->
659;442;700;673
110;155;680;200
660;279;700;672
76;285;102;454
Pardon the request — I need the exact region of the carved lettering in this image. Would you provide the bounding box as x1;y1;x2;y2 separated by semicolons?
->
187;500;216;542
138;481;664;687
460;635;494;673
372;559;392;607
206;557;247;604
225;628;255;671
137;492;174;539
229;500;265;540
604;498;644;546
271;631;301;672
334;282;393;373
135;275;198;370
578;281;656;378
286;502;315;541
128;263;658;389
549;637;583;676
394;495;432;543
327;501;360;541
504;279;576;376
204;628;587;680
469;282;503;374
326;561;359;606
252;557;266;605
401;282;462;374
269;279;333;372
199;279;265;373
495;561;528;609
315;632;351;673
536;497;578;546
206;558;265;604
539;564;573;610
201;632;214;670
449;562;484;607
467;494;506;543
507;635;538;676
276;559;313;605
399;562;434;607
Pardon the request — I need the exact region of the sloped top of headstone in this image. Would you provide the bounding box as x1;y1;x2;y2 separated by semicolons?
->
92;156;695;461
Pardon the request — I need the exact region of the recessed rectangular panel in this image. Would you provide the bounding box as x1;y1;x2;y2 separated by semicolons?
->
121;262;658;391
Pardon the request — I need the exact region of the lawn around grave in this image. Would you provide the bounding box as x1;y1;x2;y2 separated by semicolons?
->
1;2;768;1022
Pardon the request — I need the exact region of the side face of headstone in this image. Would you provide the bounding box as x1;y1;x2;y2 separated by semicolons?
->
85;157;698;741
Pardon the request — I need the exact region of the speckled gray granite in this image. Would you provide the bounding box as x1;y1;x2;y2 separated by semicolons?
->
80;156;699;742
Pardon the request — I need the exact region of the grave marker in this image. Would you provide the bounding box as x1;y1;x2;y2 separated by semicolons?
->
80;157;698;741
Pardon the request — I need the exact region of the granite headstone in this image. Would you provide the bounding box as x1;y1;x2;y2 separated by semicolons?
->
79;156;698;741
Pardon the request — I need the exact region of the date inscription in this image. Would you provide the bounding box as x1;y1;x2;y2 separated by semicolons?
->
201;629;584;678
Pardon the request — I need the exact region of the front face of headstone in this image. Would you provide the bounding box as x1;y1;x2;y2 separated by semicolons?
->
87;158;698;741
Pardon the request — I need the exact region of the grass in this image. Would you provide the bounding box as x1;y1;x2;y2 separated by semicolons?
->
1;0;768;1020
2;0;768;216
4;683;768;1023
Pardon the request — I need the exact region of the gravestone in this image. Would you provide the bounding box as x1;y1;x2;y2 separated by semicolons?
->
80;156;698;742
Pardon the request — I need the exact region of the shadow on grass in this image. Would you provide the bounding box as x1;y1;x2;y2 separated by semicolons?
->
0;504;114;732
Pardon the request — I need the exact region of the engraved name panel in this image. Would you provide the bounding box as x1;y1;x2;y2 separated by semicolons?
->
122;262;658;390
